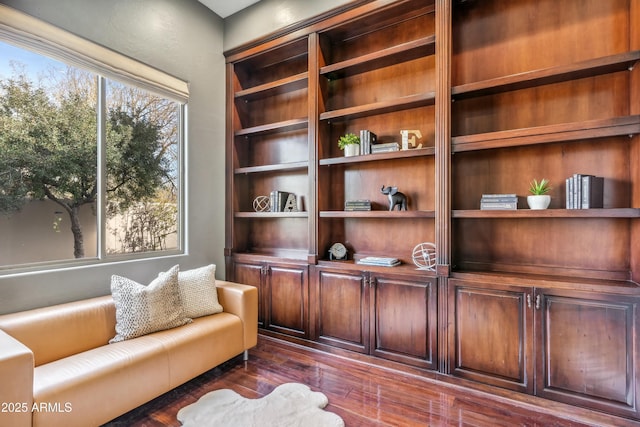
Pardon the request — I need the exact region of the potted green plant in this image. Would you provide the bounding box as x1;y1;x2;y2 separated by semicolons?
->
338;133;360;157
527;178;551;210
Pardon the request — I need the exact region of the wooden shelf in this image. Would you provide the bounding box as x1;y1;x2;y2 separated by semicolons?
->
451;270;640;294
235;72;308;101
235;118;308;137
235;212;308;218
452;115;640;152
452;208;640;219
320;36;435;79
235;161;308;175
319;92;435;122
319;147;435;166
317;259;437;277
452;51;640;100
320;210;435;218
233;249;310;262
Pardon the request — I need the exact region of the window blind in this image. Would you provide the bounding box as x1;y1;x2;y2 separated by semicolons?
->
0;4;189;103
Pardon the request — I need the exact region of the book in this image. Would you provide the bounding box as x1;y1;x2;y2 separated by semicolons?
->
359;130;377;155
345;199;372;211
371;142;400;153
482;193;518;199
480;194;518;210
480;202;517;210
566;174;604;209
581;175;604;209
356;256;401;267
269;190;291;212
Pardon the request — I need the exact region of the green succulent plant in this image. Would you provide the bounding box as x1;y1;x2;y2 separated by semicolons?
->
529;178;551;195
337;133;360;150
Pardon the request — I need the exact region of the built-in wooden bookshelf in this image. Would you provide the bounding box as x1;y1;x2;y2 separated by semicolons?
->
225;0;640;422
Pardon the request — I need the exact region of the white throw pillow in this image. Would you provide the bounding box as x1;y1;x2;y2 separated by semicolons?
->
110;265;192;343
177;264;223;318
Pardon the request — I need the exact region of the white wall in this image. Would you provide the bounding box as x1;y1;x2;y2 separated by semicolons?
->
0;0;226;314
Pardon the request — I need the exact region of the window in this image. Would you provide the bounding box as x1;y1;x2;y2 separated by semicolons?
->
0;7;187;270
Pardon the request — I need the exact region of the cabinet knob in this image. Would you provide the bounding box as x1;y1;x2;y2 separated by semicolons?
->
527;294;531;309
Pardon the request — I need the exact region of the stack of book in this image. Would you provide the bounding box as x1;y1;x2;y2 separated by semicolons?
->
371;142;400;153
344;199;371;211
356;256;401;267
566;174;604;209
480;194;518;210
359;130;377;155
269;190;296;212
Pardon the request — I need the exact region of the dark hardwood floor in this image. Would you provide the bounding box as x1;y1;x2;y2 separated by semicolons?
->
104;335;637;427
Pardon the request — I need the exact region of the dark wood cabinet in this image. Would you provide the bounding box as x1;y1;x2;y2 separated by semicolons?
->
537;289;639;419
315;265;437;369
315;267;369;353
450;277;640;419
449;280;534;393
233;258;309;338
225;0;640;421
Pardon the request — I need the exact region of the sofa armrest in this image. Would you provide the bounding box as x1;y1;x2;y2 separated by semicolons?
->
216;281;258;351
0;329;34;427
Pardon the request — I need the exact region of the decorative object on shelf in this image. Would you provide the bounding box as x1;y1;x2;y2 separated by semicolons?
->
359;130;377;155
328;243;348;260
400;129;423;150
527;178;551;210
381;185;407;211
338;133;360;157
480;194;518;210
357;256;401;267
412;242;436;271
371;142;400;153
283;193;299;212
344;199;371;211
565;174;604;209
252;196;271;212
270;191;297;212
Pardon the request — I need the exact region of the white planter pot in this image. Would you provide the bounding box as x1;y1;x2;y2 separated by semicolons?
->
344;144;359;157
527;195;551;210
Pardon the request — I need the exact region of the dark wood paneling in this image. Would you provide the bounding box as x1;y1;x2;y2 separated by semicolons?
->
371;274;437;369
537;291;639;418
233;261;265;326
316;269;368;353
451;280;534;394
266;264;309;337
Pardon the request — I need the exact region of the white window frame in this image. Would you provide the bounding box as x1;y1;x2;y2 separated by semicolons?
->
0;4;188;273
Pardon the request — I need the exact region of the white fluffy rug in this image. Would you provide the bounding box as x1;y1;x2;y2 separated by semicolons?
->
177;383;345;427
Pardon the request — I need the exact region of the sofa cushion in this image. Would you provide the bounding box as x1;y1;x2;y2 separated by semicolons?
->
33;334;170;427
110;265;191;343
0;296;116;367
177;264;223;318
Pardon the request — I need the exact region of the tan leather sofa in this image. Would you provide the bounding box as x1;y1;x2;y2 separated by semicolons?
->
0;280;257;427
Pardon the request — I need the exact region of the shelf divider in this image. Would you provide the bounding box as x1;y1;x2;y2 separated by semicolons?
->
452;208;640;219
452;50;640;100
320;92;435;122
452;115;640;152
320;35;436;79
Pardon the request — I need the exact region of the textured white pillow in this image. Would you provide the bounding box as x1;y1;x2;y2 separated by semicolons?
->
178;264;223;318
110;265;192;343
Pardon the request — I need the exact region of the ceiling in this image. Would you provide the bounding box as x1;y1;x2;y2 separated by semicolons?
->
198;0;262;18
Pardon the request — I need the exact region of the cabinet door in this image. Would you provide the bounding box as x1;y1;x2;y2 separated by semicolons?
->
370;274;437;370
233;261;265;327
316;268;369;353
450;279;534;393
265;263;309;338
537;290;639;419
